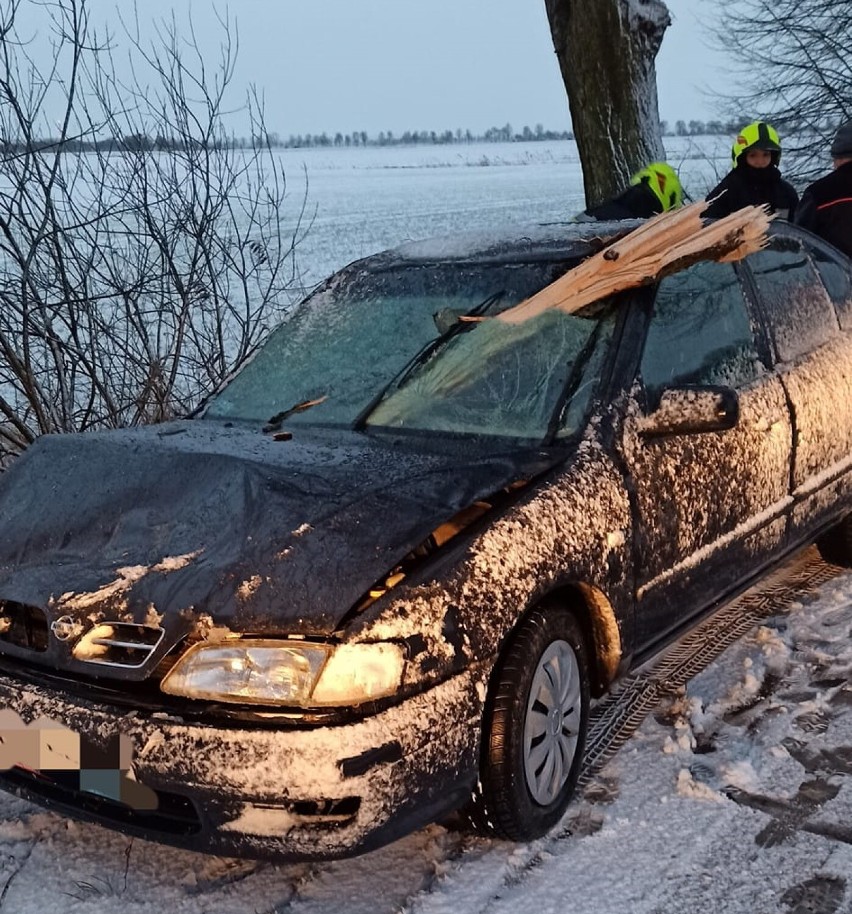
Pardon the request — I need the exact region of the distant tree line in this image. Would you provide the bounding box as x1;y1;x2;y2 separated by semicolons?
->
2;118;779;157
279;124;569;148
278;120;755;149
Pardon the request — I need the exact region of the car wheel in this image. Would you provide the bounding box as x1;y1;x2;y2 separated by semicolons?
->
467;604;590;841
816;516;852;566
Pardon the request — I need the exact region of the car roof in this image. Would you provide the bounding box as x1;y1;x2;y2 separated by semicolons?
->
361;220;641;269
337;216;816;288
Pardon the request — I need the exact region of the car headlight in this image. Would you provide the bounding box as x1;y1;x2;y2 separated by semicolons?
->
160;639;405;707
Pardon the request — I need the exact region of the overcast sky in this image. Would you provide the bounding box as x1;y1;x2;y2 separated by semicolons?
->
75;0;726;138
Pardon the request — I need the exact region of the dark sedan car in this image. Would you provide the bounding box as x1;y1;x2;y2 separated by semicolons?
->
0;217;851;861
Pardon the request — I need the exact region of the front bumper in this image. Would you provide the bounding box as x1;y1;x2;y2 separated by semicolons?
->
0;667;484;861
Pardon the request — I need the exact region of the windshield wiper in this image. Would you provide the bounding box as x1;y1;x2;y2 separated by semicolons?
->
352;290;505;430
542;322;604;445
263;396;328;433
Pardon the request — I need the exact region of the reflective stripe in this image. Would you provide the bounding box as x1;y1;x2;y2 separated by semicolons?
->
816;196;852;211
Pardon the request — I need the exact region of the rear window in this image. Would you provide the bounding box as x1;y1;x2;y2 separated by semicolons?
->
747;244;839;362
808;245;852;331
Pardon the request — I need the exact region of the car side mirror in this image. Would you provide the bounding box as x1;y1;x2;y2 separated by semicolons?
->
638;385;740;439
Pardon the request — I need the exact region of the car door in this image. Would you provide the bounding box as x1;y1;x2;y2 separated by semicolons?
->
618;259;794;651
742;230;852;542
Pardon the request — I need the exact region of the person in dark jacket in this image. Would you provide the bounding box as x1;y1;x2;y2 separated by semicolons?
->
795;121;852;259
573;162;684;221
705;121;798;220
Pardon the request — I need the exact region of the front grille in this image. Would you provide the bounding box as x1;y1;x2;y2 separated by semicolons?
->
228;797;361;836
0;601;48;652
72;622;165;668
0;766;201;836
288;796;360;826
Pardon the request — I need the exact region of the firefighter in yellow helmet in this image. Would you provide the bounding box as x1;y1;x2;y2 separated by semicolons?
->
573;162;684;221
704;121;798;219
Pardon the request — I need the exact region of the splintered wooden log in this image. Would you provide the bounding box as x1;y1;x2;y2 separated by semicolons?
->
497;201;773;324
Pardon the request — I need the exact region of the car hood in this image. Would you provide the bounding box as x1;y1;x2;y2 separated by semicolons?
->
0;421;557;637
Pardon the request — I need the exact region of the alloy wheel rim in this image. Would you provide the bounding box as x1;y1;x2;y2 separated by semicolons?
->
523;639;581;806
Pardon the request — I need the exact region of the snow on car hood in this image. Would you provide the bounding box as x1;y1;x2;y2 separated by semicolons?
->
0;421;555;637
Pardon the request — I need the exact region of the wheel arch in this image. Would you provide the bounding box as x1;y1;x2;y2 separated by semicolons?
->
539;582;622;697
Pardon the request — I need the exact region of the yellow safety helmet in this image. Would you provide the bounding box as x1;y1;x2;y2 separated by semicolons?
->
732;121;782;166
630;162;683;212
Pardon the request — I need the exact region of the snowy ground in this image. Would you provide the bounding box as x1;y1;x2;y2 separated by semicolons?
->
3;139;848;913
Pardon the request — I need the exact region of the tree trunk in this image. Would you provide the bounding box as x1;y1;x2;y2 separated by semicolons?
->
545;0;670;207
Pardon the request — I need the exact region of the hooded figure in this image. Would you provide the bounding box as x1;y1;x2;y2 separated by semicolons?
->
794;120;852;259
574;162;684;222
704;121;799;220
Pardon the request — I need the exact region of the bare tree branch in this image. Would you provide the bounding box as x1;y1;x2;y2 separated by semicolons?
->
0;0;304;466
712;0;852;181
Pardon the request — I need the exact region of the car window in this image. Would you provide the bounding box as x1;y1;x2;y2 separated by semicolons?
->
555;322;614;439
807;244;852;331
640;261;763;407
746;244;839;362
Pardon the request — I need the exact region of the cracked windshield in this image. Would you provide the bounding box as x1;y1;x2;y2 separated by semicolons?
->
204;260;616;440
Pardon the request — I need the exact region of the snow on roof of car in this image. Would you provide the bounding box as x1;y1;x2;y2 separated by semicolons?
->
383;220;638;264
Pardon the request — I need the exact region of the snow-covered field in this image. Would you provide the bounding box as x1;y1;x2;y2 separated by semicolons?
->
4;138;852;914
282;136;730;292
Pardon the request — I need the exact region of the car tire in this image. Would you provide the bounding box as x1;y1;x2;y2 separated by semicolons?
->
466;604;590;841
816;515;852;566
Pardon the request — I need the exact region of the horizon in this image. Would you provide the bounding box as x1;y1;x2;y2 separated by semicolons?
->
9;119;739;148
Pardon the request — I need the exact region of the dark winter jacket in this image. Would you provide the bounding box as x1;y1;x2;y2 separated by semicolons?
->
575;183;661;222
704;163;798;220
795;161;852;259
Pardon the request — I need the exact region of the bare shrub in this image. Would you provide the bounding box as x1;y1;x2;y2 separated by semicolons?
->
0;0;306;465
